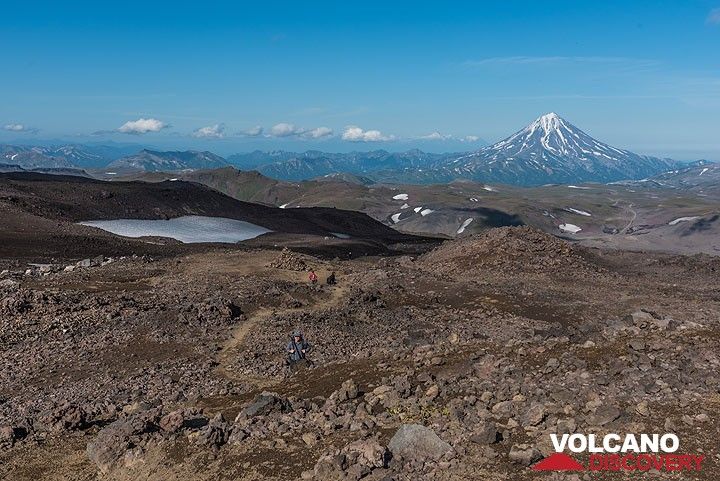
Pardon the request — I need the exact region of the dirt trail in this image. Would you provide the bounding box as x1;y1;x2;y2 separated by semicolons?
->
215;277;350;387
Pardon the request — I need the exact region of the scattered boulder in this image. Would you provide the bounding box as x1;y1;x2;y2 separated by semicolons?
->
196;413;229;448
509;444;542;466
388;424;452;462
588;405;621;426
238;392;292;420
469;421;501;445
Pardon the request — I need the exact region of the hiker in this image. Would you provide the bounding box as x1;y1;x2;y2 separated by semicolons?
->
326;271;336;285
308;270;318;284
286;331;312;365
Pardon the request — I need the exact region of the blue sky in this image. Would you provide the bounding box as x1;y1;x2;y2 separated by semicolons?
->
1;0;719;159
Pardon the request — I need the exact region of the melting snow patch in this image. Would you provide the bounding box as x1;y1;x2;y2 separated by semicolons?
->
567;185;590;190
279;203;289;209
668;216;700;226
700;168;709;176
482;185;495;192
456;218;473;234
414;207;423;213
559;223;582;234
79;216;271;243
391;213;402;223
420;208;434;216
565;207;592;217
393;193;409;200
400;203;410;209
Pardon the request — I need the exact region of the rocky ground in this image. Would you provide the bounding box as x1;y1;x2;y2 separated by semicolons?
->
1;226;719;480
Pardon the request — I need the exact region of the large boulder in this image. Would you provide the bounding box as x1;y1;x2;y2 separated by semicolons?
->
86;411;159;474
237;392;292;420
159;408;207;433
37;403;87;432
387;424;452;462
196;413;230;448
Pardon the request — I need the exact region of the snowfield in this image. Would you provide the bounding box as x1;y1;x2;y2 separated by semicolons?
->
668;216;700;226
559;223;582;234
456;218;473;234
565;207;592;217
79;216;271;243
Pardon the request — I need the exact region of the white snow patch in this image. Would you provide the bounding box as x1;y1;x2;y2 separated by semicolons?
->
420;208;434;216
565;207;592;217
567;185;590;190
456;218;473;234
279;203;289;209
10;153;18;161
392;193;409;200
169;178;178;182
413;206;423;213
391;213;402;223
469;197;479;202
400;203;410;210
699;168;709;176
668;216;700;226
105;172;117;175
559;223;582;234
79;216;271;243
482;185;495;192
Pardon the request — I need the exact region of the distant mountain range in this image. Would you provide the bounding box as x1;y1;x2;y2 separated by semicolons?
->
229;149;450;181
0;113;705;185
0;143;140;169
106;149;228;172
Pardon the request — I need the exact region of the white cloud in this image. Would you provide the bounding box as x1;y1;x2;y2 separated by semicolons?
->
303;126;333;139
3;123;37;133
708;8;720;24
192;123;225;138
420;131;453;141
239;125;263;137
269;123;333;139
270;122;304;137
461;135;481;142
118;118;168;134
341;126;395;142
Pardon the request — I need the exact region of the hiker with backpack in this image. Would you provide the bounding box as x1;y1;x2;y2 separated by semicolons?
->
308;270;318;284
286;330;312;366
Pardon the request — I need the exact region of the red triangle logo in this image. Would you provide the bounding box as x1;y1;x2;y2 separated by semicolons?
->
532;453;585;471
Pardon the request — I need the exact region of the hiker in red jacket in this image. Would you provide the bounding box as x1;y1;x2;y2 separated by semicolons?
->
308;270;318;284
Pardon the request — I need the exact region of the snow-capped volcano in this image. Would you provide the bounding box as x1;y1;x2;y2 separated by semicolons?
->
440;113;678;185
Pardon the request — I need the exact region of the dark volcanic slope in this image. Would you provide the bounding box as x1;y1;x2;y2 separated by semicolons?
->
0;172;410;239
0;173;431;263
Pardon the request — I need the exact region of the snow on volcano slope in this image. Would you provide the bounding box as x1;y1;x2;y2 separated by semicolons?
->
439;113;676;185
